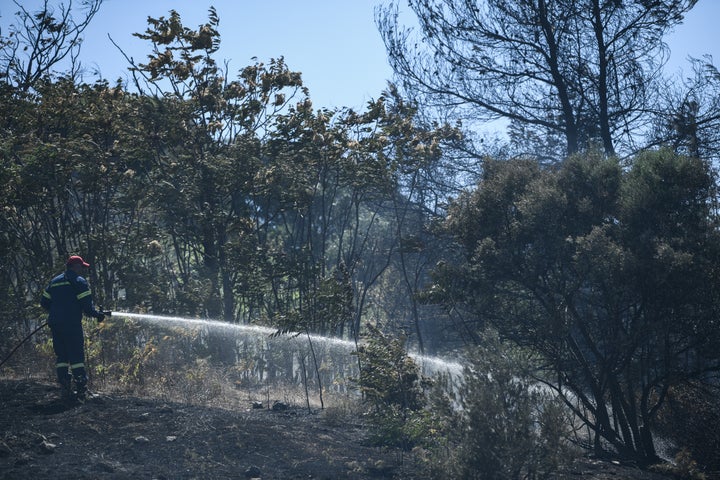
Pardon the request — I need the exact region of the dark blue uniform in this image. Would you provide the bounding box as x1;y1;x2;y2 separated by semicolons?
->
40;268;103;397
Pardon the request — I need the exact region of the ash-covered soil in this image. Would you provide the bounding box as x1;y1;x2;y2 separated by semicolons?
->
0;379;422;479
0;379;675;479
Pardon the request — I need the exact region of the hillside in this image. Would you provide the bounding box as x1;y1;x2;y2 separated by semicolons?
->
0;378;675;480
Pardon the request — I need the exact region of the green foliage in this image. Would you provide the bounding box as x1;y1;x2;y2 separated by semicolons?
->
433;149;720;464
364;404;436;451
446;330;574;480
356;323;424;412
355;323;451;450
88;318;230;401
119;339;160;388
272;264;353;337
1;5;463;356
5;9;719;476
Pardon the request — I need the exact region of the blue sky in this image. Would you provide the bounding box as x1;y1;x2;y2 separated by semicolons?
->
1;0;718;111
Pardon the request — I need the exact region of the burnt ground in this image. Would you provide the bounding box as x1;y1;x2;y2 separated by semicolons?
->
0;378;678;480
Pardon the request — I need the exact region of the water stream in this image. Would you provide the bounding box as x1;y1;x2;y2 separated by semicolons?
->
108;311;463;398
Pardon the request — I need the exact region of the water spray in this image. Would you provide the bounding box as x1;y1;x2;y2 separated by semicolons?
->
2;310;462;380
111;311;464;377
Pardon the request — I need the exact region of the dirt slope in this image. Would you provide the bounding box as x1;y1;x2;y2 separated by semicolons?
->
0;379;674;480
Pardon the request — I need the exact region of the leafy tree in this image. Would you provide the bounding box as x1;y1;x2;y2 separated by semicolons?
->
251;99;357;333
0;75;166;302
329;89;465;350
255;84;463;350
0;1;180;330
430;149;720;464
362;85;466;353
128;8;307;320
377;0;698;158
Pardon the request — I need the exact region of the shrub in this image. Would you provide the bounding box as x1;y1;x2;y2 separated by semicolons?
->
356;323;425;413
447;329;576;480
355;323;448;450
655;381;720;476
650;449;707;480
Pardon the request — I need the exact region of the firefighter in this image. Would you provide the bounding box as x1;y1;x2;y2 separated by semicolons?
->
41;255;106;402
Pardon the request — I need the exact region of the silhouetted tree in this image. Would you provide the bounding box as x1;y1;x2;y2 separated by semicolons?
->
651;57;720;160
0;0;103;91
430;149;720;464
377;0;698;158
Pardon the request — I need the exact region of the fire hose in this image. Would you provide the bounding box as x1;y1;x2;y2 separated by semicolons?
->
0;311;111;368
0;321;48;368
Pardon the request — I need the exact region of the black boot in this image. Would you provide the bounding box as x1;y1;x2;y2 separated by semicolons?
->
59;376;73;402
72;369;88;403
74;377;87;402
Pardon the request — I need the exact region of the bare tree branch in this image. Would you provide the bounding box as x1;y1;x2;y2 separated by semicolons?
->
0;0;103;91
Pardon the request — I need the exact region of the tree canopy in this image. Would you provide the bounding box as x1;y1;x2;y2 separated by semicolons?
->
377;0;711;160
2;1;720;471
431;149;720;462
0;5;461;347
